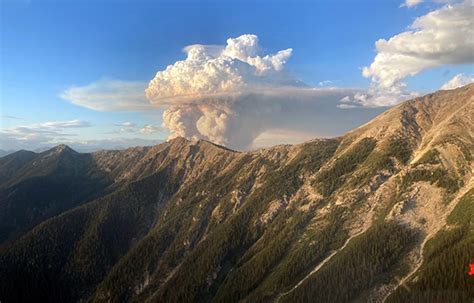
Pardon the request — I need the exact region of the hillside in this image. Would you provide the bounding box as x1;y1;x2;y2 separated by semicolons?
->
0;84;473;302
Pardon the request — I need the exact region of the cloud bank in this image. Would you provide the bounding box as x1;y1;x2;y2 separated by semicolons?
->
0;120;91;151
0;119;163;152
145;34;378;149
355;0;473;106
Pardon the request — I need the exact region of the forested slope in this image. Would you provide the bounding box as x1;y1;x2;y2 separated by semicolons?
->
0;84;473;302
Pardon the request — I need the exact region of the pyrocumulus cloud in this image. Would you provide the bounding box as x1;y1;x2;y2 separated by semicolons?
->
145;34;369;149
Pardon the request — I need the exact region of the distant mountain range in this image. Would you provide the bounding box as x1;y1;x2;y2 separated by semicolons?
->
0;84;473;302
0;140;164;156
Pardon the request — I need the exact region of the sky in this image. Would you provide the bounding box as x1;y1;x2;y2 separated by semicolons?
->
1;0;473;152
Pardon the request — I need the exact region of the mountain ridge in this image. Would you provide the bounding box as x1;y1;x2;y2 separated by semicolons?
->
0;84;472;302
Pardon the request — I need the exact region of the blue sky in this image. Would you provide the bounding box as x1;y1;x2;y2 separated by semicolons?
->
1;0;472;151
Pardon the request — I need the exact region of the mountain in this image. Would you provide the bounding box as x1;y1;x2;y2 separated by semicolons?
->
0;145;110;245
0;149;15;158
0;84;473;302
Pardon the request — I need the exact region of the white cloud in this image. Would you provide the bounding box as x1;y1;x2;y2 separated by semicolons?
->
401;0;424;8
221;34;293;73
121;121;135;127
401;1;460;9
337;103;358;109
139;124;162;134
440;73;474;90
359;0;473;106
182;44;224;57
145;34;297;106
114;121;136;133
340;96;351;103
318;80;333;87
40;119;91;128
60;79;151;111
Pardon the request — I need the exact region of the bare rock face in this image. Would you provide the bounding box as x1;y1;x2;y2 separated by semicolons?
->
0;84;472;303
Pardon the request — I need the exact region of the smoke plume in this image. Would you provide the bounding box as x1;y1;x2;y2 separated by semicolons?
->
145;34;368;149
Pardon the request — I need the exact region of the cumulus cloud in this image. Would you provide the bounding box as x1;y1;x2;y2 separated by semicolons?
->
145;34;298;104
440;73;474;90
145;34;380;149
357;0;473;106
61;79;151;111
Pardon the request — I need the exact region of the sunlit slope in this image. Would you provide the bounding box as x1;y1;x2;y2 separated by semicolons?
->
0;84;472;302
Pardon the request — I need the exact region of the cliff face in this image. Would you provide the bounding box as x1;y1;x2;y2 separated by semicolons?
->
0;84;472;302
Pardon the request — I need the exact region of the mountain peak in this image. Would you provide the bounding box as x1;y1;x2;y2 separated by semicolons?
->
51;144;76;153
193;138;238;153
167;136;190;144
42;144;78;157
